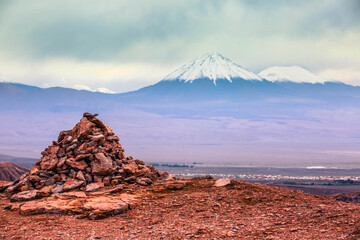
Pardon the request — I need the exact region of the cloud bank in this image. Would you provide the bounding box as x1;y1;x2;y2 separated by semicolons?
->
0;0;359;92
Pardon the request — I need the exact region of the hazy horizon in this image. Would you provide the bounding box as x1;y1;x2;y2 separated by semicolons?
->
1;1;360;169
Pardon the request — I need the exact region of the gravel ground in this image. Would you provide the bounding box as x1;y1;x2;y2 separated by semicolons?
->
1;178;360;239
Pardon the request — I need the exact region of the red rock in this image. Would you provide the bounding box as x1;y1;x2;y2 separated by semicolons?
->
0;181;13;192
135;159;145;165
124;176;136;183
106;136;119;142
90;134;105;141
57;157;67;168
52;184;64;193
44;177;56;186
123;162;138;175
72;117;95;139
38;186;54;197
10;190;39;202
84;173;92;182
165;181;186;190
53;174;61;182
59;191;87;198
91;153;114;176
20;185;30;191
85;182;104;192
63;179;84;192
40;156;58;171
76;171;86;181
57;130;72;143
74;154;91;161
39;146;59;170
65;158;88;171
214;178;232;187
135;166;151;177
89;118;115;136
136;178;153;186
160;171;169;178
111;179;121;186
60;173;68;182
57;148;66;158
93;175;103;182
83;196;129;219
103;176;111;186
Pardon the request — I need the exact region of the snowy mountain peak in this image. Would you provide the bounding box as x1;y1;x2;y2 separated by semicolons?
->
259;66;325;84
163;52;261;84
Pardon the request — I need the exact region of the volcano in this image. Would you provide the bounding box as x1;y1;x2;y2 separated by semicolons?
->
163;52;262;84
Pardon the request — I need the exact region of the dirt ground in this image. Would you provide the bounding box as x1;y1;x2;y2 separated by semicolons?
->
1;178;360;240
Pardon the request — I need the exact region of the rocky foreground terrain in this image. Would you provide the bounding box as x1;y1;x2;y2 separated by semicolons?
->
0;113;359;239
0;177;360;239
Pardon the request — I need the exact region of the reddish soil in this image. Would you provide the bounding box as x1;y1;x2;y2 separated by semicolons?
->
1;178;360;239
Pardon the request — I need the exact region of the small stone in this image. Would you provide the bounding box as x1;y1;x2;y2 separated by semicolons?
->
85;182;105;192
38;186;54;197
52;184;64;193
85;173;93;182
103;176;111;186
72;117;96;139
111;179;121;186
66;158;88;171
76;171;86;181
10;190;39;202
91;153;114;176
60;174;68;182
63;179;84;192
165;181;186;190
44;177;56;186
135;159;145;165
90;134;105;141
93;175;103;182
124;176;136;183
214;178;232;187
53;174;61;182
74;154;91;161
136;178;153;186
123;162;138;175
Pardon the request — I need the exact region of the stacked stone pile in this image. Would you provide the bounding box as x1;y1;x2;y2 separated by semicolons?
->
1;113;161;197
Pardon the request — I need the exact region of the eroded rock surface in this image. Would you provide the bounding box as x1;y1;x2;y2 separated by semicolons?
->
13;191;139;220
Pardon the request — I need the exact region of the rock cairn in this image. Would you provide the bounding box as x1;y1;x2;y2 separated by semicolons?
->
2;113;161;196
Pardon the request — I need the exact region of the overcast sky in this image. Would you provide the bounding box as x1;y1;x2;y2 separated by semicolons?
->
0;0;359;92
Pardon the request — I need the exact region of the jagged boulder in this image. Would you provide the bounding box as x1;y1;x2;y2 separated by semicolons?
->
1;113;161;197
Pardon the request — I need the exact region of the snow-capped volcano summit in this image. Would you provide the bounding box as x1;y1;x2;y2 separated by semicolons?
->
163;53;261;84
259;66;326;84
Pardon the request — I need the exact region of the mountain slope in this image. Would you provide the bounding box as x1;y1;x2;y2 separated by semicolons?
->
0;162;29;181
259;66;326;83
163;52;261;84
119;54;359;105
0;154;37;169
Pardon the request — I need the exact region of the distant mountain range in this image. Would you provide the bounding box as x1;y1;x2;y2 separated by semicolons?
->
162;52;329;84
1;53;356;106
1;52;359;118
0;53;359;166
